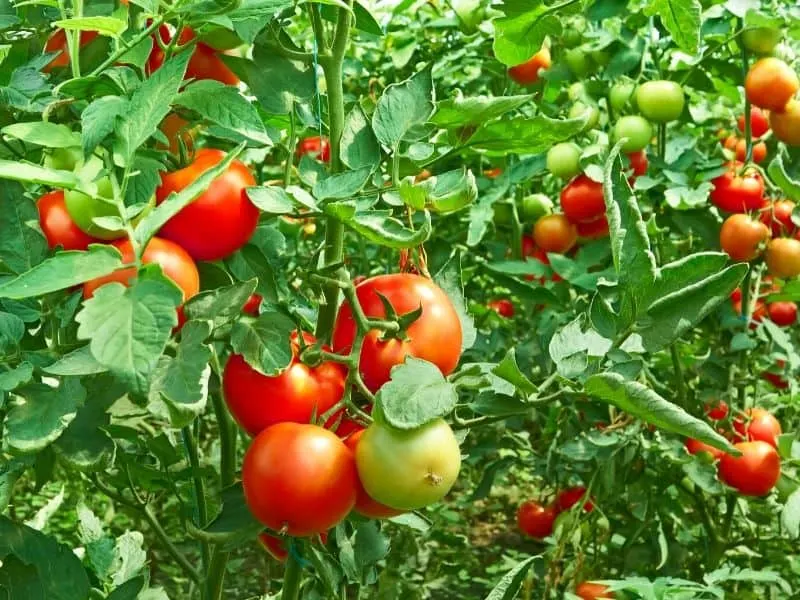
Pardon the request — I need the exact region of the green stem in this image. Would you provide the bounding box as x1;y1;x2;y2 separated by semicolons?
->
284;106;296;187
670;345;688;407
182;426;210;570
89;17;165;76
281;553;304;600
657;123;666;160
510;195;524;260
740;24;752;163
210;348;237;488
205;548;230;600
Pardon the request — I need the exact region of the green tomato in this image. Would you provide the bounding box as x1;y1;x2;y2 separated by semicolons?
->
609;80;636;112
355;418;462;511
493;202;514;226
547;142;582;179
589;49;611;67
521;194;554;222
43;146;83;171
64;178;124;240
564;48;591;77
741;27;781;56
569;102;600;130
635;80;685;123
562;28;583;49
567;81;586;101
613;115;653;152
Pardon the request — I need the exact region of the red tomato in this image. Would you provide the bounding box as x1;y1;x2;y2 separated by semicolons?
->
555;487;594;513
508;47;551;86
488;299;514;318
148;26;239;85
560;174;605;224
257;532;289;562
37;190;100;251
517;501;557;538
44;29;98;71
533;214;577;254
734;139;767;163
730;288;742;304
719;214;770;262
762;360;789;389
82;237;200;302
723;134;738;151
710;163;766;213
685;438;724;459
766;237;800;278
332;274;462;392
705;400;729;420
733;408;782;448
627;150;648;177
575;582;615;599
767;301;797;327
242;423;357;536
242;293;262;316
576;215;609;239
760;200;797;237
738;107;770;138
156;148;258;261
483;168;503;179
223;332;346;436
718;440;780;496
745;58;799;112
296;136;331;163
343;429;404;519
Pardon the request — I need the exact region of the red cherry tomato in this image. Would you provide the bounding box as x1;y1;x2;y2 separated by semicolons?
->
242;422;357;536
508;47;551;86
82;237;200;302
483;167;503;179
685;438;724;459
488;299;514;318
37;190;100;251
332;274;462;392
517;501;557;538
705;400;729;420
733;408;782;447
767;301;797;327
710;163;766;213
44;29;98;71
242;293;262;316
745;58;799;112
223;332;346;436
533;214;577;254
738;107;770;138
555;487;594;513
766;237;800;278
560;174;605;224
719;213;771;262
730;288;742;304
760;200;797;237
148;26;239;85
723;134;738;151
575;582;615;599
343;428;405;519
718;440;780;496
734;138;767;163
627;150;648;177
296;136;330;163
156;148;258;261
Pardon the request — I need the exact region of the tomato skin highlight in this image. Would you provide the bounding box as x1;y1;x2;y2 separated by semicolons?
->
242;423;357;536
555;487;593;513
332;274;462;392
718;440;780;496
719;214;770;262
517;501;557;538
223;333;345;436
560;174;605;224
37;190;100;251
533;214;577;254
745;58;799;112
343;429;404;519
766;237;800;279
733;408;782;448
575;582;615;599
710;163;765;213
156;148;259;261
82;237;200;302
508;47;551;86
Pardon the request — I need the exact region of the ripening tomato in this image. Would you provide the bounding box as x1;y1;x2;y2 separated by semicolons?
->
760;200;796;237
737;107;770;138
719;214;770;262
242;293;262;315
258;533;289;562
767;301;797;327
332;274;462;392
734;139;767;164
296;136;331;163
745;58;799;112
148;26;239;85
705;400;729;421
685;438;724;459
223;332;345;436
723;134;738;151
508;46;551;86
627;150;648;177
355;419;461;511
635;80;684;122
560;174;605;224
37;191;100;251
734;408;782;448
82;237;200;301
555;487;594;513
533;214;577;254
343;428;404;519
718;441;780;496
612;115;652;152
766;237;800;278
710;163;765;213
44;29;99;71
575;582;615;599
64;177;127;241
516;501;556;539
546;143;582;179
770;100;800;146
488;299;514;318
576;216;609;239
156;148;258;261
569;102;600;130
242;423;357;535
43;146;83;171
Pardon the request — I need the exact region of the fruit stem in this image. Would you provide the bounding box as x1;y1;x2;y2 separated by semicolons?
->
281;552;304;600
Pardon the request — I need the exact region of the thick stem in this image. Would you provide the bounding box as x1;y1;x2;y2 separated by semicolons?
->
281;553;304;600
182;426;210;570
210;349;237;488
205;548;231;600
740;19;752;163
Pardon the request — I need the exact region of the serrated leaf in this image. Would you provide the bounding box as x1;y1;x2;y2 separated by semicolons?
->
434;252;476;351
226;51;314;115
0;362;34;392
492;349;536;397
246;186;295;214
344;210;432;249
492;0;563;66
230;311;295;375
467;115;587;154
642;252;729;309
2;122;80;148
183;279;258;325
313;167;373;200
644;0;700;54
484;555;539;600
373;68;435;149
42;346;106;376
781;488;800;538
81;96;129;157
768;154;800;202
0;180;48;275
431;93;533;128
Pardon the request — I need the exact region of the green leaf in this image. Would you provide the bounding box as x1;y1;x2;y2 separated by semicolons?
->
223;0;294;43
781;488;800;538
585;372;737;454
115;52;191;163
0;312;25;354
768;154;800;202
52;16;127;37
4;379;85;454
0;362;34;392
644;0;701;54
344;210;432;249
75;272;182;398
246;185;295;214
2;122;80;148
183;279;257;325
0;160;82;191
0;245;123;299
313;167;373;200
434;251;477;351
372;68;435;149
0;516;90;600
492;349;536;397
226;51;314;115
431;92;533;128
194;484;264;550
492;0;562;66
642;252;729;309
176;80;273;146
0;180;47;275
484;555;540;600
230;311;295;376
376;357;459;429
42;346;106;377
341;105;381;170
400;168;477;214
467;115;588;154
81;96;129;157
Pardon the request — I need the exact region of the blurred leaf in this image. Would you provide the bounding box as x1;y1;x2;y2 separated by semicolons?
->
0;181;47;275
468;115;587;154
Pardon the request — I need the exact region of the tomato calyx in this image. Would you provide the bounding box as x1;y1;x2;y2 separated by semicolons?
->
372;291;422;343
